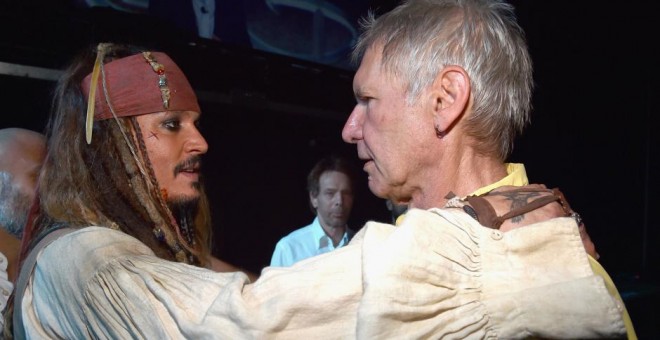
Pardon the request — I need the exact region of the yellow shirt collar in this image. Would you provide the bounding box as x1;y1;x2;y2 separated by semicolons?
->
468;163;528;197
394;163;528;226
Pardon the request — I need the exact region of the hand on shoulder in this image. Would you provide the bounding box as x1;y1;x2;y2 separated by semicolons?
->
464;184;598;258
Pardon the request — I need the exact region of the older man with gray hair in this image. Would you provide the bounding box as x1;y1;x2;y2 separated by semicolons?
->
0;127;46;334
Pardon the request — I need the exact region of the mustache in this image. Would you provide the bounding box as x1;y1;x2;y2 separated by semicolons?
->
173;155;203;176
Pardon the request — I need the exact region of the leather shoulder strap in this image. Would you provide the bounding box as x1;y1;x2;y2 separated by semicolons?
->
12;227;74;340
465;187;575;229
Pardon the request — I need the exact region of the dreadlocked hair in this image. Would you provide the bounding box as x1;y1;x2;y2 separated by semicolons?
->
31;43;211;266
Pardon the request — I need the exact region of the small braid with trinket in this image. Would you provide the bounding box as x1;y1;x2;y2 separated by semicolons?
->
31;43;210;266
131;116;200;263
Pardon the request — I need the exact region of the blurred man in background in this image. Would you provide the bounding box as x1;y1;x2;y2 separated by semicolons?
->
271;155;356;267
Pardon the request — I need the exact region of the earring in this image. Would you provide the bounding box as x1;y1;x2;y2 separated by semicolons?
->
435;125;446;138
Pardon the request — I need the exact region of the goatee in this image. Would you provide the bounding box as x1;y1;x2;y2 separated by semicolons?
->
167;196;200;246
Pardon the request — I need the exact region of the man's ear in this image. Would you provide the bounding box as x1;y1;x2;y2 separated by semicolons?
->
309;192;318;209
430;65;470;135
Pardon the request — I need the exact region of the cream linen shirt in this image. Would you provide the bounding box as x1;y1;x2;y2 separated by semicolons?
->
20;208;626;339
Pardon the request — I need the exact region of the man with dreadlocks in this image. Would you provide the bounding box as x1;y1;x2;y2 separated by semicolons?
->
9;6;629;334
8;43;254;338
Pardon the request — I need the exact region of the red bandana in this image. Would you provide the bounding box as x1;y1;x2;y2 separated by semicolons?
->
81;52;200;120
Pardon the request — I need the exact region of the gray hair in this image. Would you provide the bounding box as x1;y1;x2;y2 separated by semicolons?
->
352;0;533;160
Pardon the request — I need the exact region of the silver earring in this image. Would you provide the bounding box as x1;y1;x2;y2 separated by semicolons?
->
435;126;446;138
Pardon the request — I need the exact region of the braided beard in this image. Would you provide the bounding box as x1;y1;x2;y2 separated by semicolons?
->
167;196;200;246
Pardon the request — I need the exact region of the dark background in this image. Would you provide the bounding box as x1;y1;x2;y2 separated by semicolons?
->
1;0;657;336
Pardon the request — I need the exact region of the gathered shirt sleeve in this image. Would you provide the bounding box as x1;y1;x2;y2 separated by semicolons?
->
21;209;626;339
22;227;363;339
355;208;626;338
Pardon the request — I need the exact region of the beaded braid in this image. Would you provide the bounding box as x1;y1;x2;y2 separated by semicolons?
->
129;117;201;264
96;46;203;264
100;119;178;260
94;45;201;264
31;43;207;267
